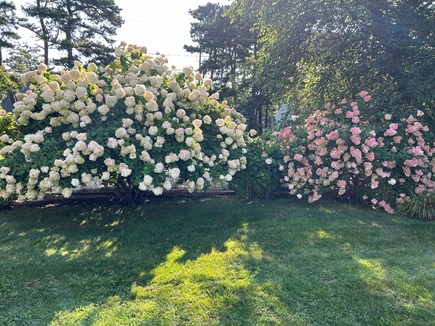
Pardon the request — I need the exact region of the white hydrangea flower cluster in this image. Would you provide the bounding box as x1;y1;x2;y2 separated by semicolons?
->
0;43;253;202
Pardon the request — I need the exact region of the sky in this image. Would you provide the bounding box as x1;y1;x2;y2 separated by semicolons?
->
9;0;231;69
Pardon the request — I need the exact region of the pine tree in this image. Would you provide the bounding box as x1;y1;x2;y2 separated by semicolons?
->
185;3;254;85
22;0;123;67
0;1;21;66
21;0;57;65
185;3;269;131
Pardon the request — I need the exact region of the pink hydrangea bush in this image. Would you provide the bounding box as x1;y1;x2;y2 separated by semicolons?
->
0;43;253;203
277;92;434;213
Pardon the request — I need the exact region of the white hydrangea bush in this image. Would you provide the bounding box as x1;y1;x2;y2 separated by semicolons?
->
0;43;254;203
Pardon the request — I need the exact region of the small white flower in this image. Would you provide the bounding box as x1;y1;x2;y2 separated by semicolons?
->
115;127;128;139
203;115;212;124
388;179;397;185
62;188;73;198
216;119;225;127
76;133;87;141
163;179;172;190
185;137;193;147
154;162;165;173
134;84;146;96
265;158;272;165
168;168;180;180
152;187;163;196
107;137;118;149
148;126;158;136
120;168;132;177
98;105;110;115
187;165;196;172
193;133;203;142
297;194;302;199
143;175;153;186
192;119;202;129
143;91;154;101
101;172;110;181
124;96;136;107
146;100;158;112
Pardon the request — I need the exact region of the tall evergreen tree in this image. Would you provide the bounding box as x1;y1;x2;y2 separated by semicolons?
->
185;3;254;86
0;1;21;66
21;0;56;65
53;0;123;66
185;3;269;130
22;0;123;67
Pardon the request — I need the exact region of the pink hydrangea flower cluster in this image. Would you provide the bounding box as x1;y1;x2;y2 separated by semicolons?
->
278;92;434;213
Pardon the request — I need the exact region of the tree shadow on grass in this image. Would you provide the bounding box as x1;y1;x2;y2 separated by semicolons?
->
49;220;306;325
0;198;271;325
0;198;434;325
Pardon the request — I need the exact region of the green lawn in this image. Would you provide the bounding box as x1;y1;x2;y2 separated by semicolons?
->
0;198;434;325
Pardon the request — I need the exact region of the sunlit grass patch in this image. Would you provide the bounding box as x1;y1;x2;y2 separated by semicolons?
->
0;198;434;325
52;233;300;325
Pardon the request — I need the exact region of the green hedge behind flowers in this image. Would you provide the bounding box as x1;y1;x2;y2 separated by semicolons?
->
0;109;20;158
229;131;282;199
0;110;18;208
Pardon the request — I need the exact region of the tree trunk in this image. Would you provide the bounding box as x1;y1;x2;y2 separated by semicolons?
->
258;104;263;134
66;43;74;66
249;41;259;129
265;104;269;129
199;45;202;70
115;178;139;205
65;0;74;66
43;40;49;65
36;0;50;65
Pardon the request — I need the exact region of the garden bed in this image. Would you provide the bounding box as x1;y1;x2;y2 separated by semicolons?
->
11;185;238;208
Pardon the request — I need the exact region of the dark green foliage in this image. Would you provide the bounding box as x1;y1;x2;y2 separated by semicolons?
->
0;109;19;139
229;134;282;198
226;0;435;125
0;198;11;209
0;0;21;66
0;66;20;106
396;193;435;221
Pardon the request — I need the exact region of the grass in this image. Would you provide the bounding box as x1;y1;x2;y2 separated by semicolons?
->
0;197;434;325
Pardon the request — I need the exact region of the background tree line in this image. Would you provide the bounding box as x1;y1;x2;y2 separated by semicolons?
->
185;0;434;130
